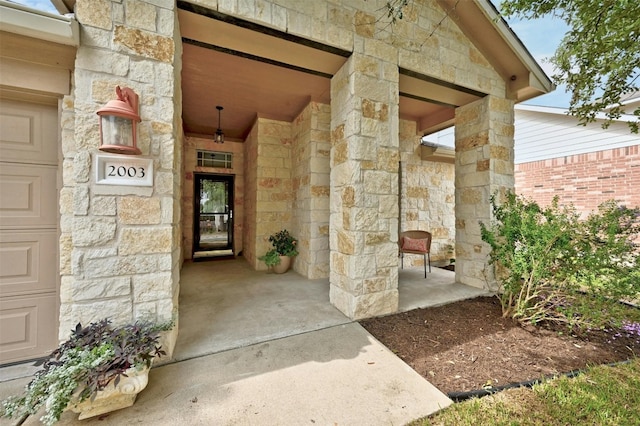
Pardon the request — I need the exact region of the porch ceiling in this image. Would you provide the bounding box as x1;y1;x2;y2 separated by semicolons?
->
47;1;553;142
178;3;476;142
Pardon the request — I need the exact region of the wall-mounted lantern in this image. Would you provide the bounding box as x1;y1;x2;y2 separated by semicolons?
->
97;86;141;155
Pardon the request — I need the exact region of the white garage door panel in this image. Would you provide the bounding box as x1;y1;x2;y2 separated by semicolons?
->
0;99;58;165
0;230;57;295
0;294;58;364
0;163;57;228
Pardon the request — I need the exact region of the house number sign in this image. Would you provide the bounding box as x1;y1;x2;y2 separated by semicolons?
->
95;153;153;187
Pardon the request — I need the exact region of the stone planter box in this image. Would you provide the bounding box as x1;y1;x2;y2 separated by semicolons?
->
67;366;150;420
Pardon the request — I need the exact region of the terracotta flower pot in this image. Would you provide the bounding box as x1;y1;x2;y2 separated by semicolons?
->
272;255;292;274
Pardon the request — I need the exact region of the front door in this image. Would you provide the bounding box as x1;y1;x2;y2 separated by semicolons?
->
193;174;234;258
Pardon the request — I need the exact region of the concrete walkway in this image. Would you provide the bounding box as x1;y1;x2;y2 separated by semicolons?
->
0;260;488;425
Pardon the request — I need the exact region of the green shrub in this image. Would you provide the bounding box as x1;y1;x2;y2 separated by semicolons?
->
480;192;639;331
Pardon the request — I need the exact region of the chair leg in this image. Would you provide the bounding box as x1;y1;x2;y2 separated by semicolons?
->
423;253;426;278
428;253;431;273
401;252;404;269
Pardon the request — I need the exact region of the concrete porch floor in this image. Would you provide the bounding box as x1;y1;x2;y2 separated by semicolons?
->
174;258;488;361
0;258;489;425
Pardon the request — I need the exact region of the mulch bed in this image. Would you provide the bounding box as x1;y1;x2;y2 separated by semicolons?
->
359;296;640;394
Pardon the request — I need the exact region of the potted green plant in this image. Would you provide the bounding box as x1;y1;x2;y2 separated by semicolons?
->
259;229;299;273
1;318;173;425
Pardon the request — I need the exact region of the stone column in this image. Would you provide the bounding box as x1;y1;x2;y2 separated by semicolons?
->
454;96;515;290
59;0;181;355
292;102;331;279
329;53;400;320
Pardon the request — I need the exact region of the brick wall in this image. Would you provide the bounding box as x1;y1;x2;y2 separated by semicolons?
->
515;145;640;215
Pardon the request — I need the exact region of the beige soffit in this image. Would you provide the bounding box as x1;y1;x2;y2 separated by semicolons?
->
0;0;79;46
419;140;455;164
436;0;555;102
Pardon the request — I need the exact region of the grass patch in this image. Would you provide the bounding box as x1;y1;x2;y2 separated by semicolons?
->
413;358;640;426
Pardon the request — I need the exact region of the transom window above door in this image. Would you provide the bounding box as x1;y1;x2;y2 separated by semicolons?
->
197;150;232;169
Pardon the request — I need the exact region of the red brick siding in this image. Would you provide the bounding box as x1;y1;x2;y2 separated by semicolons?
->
515;145;640;216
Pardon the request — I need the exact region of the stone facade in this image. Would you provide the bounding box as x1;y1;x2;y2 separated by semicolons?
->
399;119;456;266
240;103;331;278
51;0;525;349
454;96;515;290
60;0;182;352
292;102;332;279
329;53;401;320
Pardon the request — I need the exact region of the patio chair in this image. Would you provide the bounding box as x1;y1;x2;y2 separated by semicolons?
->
399;230;432;278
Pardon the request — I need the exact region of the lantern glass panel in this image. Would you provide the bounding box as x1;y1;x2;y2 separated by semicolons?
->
101;115;134;147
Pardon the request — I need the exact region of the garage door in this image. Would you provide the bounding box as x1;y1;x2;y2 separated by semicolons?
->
0;99;59;364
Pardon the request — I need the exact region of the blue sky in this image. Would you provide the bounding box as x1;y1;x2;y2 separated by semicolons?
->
11;0;571;108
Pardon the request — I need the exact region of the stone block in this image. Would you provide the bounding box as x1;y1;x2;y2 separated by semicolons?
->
59;234;72;274
72;299;133;327
92;196;117;216
73;217;116;247
119;197;161;224
354;11;375;37
337;231;355;254
76;0;112;30
133;273;172;302
114;26;174;63
353;207;379;231
72;277;131;301
376;243;399;267
74;186;90;215
363;170;391;194
125;0;157;31
352;289;398;320
119;227;172;255
74;151;91;183
76;47;129;76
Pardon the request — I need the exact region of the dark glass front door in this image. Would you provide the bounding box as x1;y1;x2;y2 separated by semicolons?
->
193;174;233;256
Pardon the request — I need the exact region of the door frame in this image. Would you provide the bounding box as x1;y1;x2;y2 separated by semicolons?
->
192;173;234;256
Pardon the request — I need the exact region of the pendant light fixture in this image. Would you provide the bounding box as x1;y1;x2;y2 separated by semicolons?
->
214;105;225;143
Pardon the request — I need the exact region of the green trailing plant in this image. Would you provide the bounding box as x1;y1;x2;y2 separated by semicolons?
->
480;191;640;332
259;249;282;267
1;319;173;426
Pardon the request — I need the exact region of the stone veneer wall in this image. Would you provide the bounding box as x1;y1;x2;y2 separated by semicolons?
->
242;120;259;267
244;117;293;270
182;137;244;259
291;102;331;279
399;119;455;266
59;0;182;353
515;145;640;216
454;96;515;290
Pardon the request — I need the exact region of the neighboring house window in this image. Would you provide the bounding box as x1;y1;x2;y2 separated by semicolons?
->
197;150;232;168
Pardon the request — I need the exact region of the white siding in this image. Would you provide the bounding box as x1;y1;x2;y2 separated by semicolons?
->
514;108;639;163
427;106;640;164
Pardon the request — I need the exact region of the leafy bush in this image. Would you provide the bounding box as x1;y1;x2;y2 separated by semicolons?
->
480;192;640;331
259;229;299;266
268;229;298;256
1;319;173;425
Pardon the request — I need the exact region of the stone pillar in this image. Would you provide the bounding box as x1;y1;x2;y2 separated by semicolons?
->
59;0;182;355
329;53;400;320
454;96;515;290
292;102;331;279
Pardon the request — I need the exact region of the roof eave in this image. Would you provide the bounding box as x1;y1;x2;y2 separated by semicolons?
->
436;0;555;103
0;0;79;46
